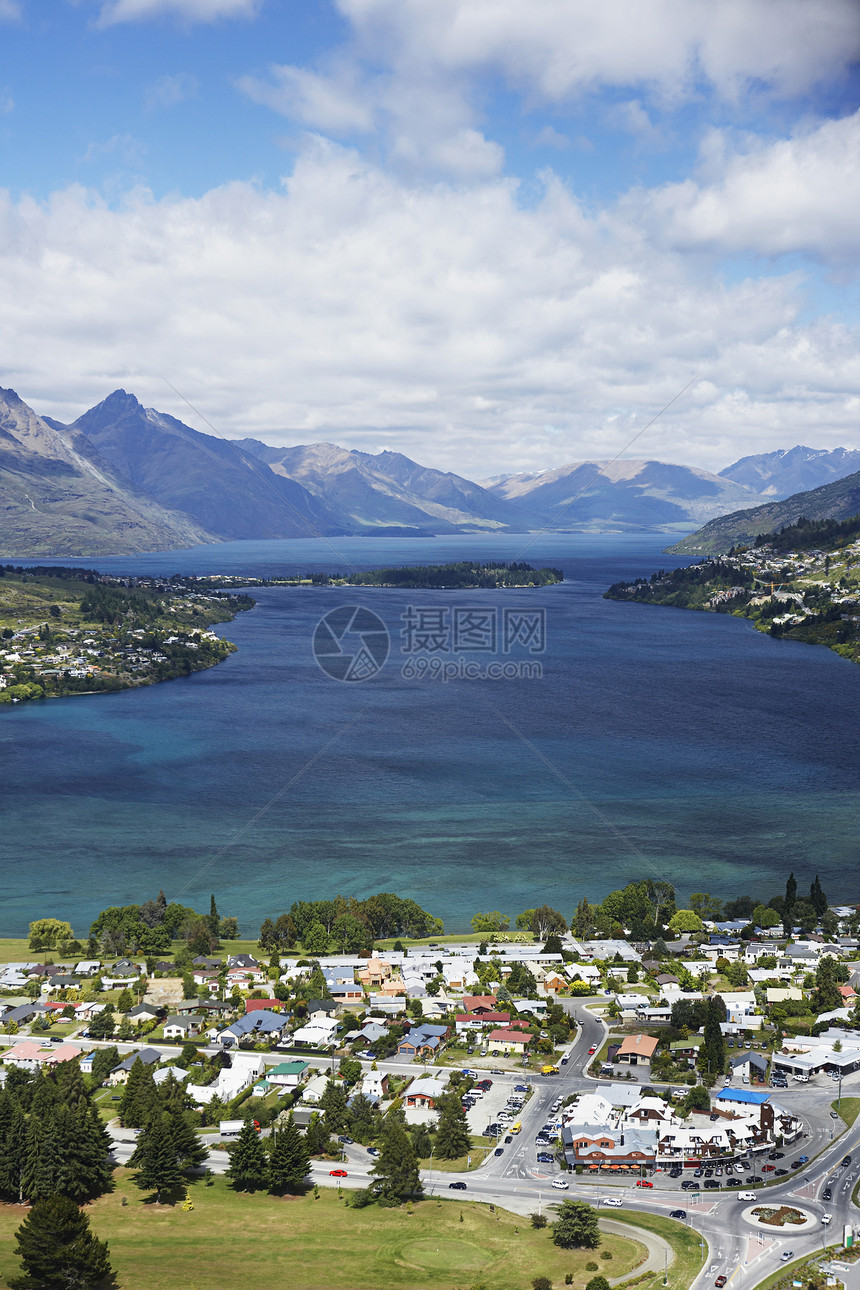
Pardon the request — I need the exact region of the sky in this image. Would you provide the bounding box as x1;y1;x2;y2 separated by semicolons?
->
1;0;860;479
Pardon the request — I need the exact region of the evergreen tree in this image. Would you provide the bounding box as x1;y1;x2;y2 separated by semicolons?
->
227;1120;269;1192
783;872;798;932
21;1113;60;1203
165;1103;209;1171
348;1093;381;1145
551;1199;601;1249
268;1114;311;1194
810;875;828;918
11;1195;111;1290
0;1102;28;1202
88;1005;115;1040
702;998;725;1076
371;1113;421;1203
319;1079;349;1133
132;1117;185;1203
89;1047;119;1087
208;894;220;935
434;1096;471;1160
119;1058;158;1128
305;1111;333;1158
117;987;134;1013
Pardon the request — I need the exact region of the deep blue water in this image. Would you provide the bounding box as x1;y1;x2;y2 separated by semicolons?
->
3;531;859;938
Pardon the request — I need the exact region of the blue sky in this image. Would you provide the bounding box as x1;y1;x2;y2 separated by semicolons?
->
1;0;859;477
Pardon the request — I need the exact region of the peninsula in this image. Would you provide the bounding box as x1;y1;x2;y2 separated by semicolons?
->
605;515;860;667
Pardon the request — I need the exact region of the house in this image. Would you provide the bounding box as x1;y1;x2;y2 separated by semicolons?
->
728;1052;769;1081
75;960;101;976
267;1060;309;1089
187;1053;264;1104
128;1003;161;1023
397;1024;449;1058
3;1041;83;1071
356;1021;388;1046
227;953;260;971
454;1011;511;1035
291;1017;340;1047
108;1048;162;1086
154;1065;190;1085
561;1121;657;1170
357;957;393;988
405;1077;448;1109
627;1095;672;1124
301;1074;332;1104
360;1070;389;1100
163;1015;204;1039
193;956;222;969
616;1034;659;1066
218;1010;287;1047
486;1027;530;1054
543;972;567;993
329;984;364;1004
461;995;498;1014
305;999;337;1020
669;1037;703;1066
245;997;282;1013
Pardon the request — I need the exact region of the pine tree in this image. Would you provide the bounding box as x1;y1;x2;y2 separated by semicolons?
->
11;1195;111;1290
227;1120;269;1192
305;1111;333;1157
165;1103;209;1172
89;1046;119;1087
810;875;828;918
208;894;220;935
371;1113;421;1203
702;998;725;1076
435;1096;471;1160
155;888;167;921
783;871;798;932
119;1058;158;1128
21;1112;61;1203
89;1005;115;1040
132;1117;185;1203
319;1079;349;1133
0;1103;28;1202
268;1114;311;1194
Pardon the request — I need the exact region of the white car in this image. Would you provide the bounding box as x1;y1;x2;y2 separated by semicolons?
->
602;1197;623;1207
552;1179;569;1190
821;1215;832;1225
738;1192;757;1201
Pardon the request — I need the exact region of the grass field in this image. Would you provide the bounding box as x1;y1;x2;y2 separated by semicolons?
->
0;939;34;965
607;1210;706;1290
833;1098;860;1127
0;1174;648;1290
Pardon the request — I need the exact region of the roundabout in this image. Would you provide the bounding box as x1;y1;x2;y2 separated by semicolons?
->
741;1205;818;1234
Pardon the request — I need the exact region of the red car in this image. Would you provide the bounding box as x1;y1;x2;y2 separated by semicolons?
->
635;1179;653;1188
588;1046;597;1055
715;1277;727;1287
329;1169;348;1178
762;1165;775;1172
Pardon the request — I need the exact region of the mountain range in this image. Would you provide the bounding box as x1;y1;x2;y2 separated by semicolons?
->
0;385;857;558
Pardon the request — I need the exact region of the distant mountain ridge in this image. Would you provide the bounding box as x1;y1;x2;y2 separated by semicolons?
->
667;467;860;555
486;458;763;530
719;445;860;498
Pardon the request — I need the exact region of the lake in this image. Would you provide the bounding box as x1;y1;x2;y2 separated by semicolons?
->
2;531;859;938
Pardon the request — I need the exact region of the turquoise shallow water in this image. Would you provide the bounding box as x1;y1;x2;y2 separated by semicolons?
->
2;532;859;937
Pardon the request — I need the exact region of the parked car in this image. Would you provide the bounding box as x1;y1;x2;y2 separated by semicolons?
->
449;1181;467;1190
537;1153;555;1163
338;1135;354;1144
588;1045;597;1055
797;1155;809;1164
367;1147;379;1157
704;1179;719;1189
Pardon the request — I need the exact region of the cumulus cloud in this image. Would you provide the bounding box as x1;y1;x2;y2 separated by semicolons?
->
336;0;860;104
0;0;21;21
96;0;260;25
1;142;857;478
238;63;376;133
643;110;860;259
144;72;199;112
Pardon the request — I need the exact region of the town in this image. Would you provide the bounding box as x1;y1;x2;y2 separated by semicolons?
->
2;879;860;1288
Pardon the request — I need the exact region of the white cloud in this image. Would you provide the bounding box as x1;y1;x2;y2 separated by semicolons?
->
643;110;860;259
82;133;147;165
96;0;260;26
0;0;21;21
238;63;376;133
336;0;860;104
144;72;199;112
1;142;857;478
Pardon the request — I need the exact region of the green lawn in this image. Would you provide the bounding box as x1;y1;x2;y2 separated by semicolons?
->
608;1209;706;1290
0;1173;647;1290
833;1098;860;1127
0;939;34;964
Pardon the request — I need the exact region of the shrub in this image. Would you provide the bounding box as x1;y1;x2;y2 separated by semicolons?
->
530;1213;548;1229
586;1278;611;1290
586;1262;598;1271
532;1279;552;1290
601;1250;613;1260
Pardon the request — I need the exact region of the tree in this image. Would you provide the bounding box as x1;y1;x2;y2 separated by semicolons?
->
516;909;536;930
132;1117;185;1203
268;1114;311;1194
88;1006;115;1041
701;998;725;1077
683;1084;710;1113
371;1113;421;1203
27;918;74;952
551;1199;601;1249
226;1120;269;1192
812;957;842;1014
530;905;568;940
586;1278;612;1290
470;911;510;933
208;893;220;935
11;1196;111;1290
668;910;704;933
435;1097;471;1160
119;1058;157;1129
689;893;723;921
543;933;564;955
319;1080;349;1133
116;988;134;1013
751;904;780;929
783;872;798;933
305;1112;333;1158
302;922;330;955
